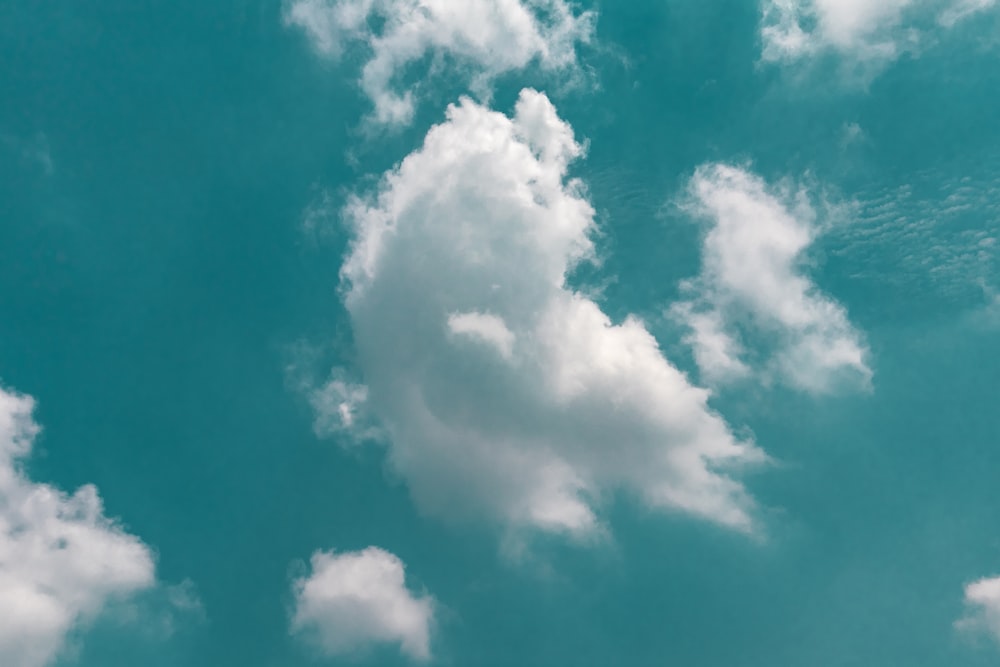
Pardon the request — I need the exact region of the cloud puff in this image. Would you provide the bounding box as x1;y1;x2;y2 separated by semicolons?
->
284;0;595;125
308;372;372;437
958;576;1000;644
760;0;997;69
331;89;764;539
672;164;871;394
286;342;381;443
0;385;156;667
291;547;434;661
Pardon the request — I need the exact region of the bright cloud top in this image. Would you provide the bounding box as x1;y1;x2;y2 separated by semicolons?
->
283;0;595;126
673;164;871;394
291;547;435;661
0;385;156;667
333;89;765;539
760;0;997;68
958;576;1000;644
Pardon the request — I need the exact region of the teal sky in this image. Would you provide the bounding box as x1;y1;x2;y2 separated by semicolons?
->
2;1;1000;666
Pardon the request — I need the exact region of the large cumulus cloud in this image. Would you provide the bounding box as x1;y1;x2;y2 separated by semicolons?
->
328;89;765;540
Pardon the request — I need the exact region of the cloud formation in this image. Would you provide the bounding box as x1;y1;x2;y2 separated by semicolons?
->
760;0;997;70
672;164;871;394
0;385;156;667
332;89;764;539
291;547;434;661
958;576;1000;645
284;0;595;125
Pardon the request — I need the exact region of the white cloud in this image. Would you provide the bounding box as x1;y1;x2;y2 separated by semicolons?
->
958;575;1000;644
672;164;871;394
0;385;156;667
334;89;765;539
760;0;997;70
284;0;595;126
291;547;434;661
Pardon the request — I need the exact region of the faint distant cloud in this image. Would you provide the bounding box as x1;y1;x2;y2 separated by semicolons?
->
108;578;208;643
300;187;338;240
1;131;54;176
841;122;866;148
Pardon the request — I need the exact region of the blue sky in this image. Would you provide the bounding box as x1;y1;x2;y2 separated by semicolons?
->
2;0;1000;665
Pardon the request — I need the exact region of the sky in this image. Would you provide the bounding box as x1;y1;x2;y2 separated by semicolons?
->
2;0;1000;665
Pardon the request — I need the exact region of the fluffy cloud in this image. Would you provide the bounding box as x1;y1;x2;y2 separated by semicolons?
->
291;547;434;661
672;164;871;394
330;89;765;539
0;385;156;667
284;0;595;125
958;576;1000;644
760;0;997;68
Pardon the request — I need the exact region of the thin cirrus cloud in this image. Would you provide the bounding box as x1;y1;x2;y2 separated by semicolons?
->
283;0;595;126
760;0;997;71
0;384;157;667
957;576;1000;645
328;88;765;541
671;163;872;394
291;547;435;661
